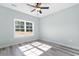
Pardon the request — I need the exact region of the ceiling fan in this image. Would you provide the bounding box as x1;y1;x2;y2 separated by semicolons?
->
27;3;49;14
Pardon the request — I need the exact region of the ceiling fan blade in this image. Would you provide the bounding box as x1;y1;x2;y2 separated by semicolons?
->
40;7;49;9
27;4;36;8
39;10;42;14
31;9;36;12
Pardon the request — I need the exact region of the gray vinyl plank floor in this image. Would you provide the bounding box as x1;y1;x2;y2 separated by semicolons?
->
0;40;79;56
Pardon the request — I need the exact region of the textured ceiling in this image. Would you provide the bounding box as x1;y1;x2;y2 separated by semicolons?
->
0;3;78;18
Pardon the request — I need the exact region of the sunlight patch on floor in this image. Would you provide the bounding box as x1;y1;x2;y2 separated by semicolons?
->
24;48;43;56
37;44;52;51
31;42;42;46
18;45;33;51
18;41;52;56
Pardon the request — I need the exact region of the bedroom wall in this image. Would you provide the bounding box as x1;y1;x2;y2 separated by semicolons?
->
40;4;79;49
0;5;40;48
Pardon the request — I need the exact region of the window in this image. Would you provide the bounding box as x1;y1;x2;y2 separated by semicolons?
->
26;22;32;32
14;19;34;37
15;21;24;32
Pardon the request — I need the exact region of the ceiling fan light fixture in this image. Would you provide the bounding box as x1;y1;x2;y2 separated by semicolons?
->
36;8;41;11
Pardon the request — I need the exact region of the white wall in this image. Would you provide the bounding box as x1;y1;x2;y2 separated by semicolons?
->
0;5;40;48
40;4;79;49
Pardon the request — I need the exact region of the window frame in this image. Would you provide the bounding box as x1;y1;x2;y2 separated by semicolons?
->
14;19;34;38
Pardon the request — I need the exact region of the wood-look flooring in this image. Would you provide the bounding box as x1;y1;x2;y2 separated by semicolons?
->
0;40;79;56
